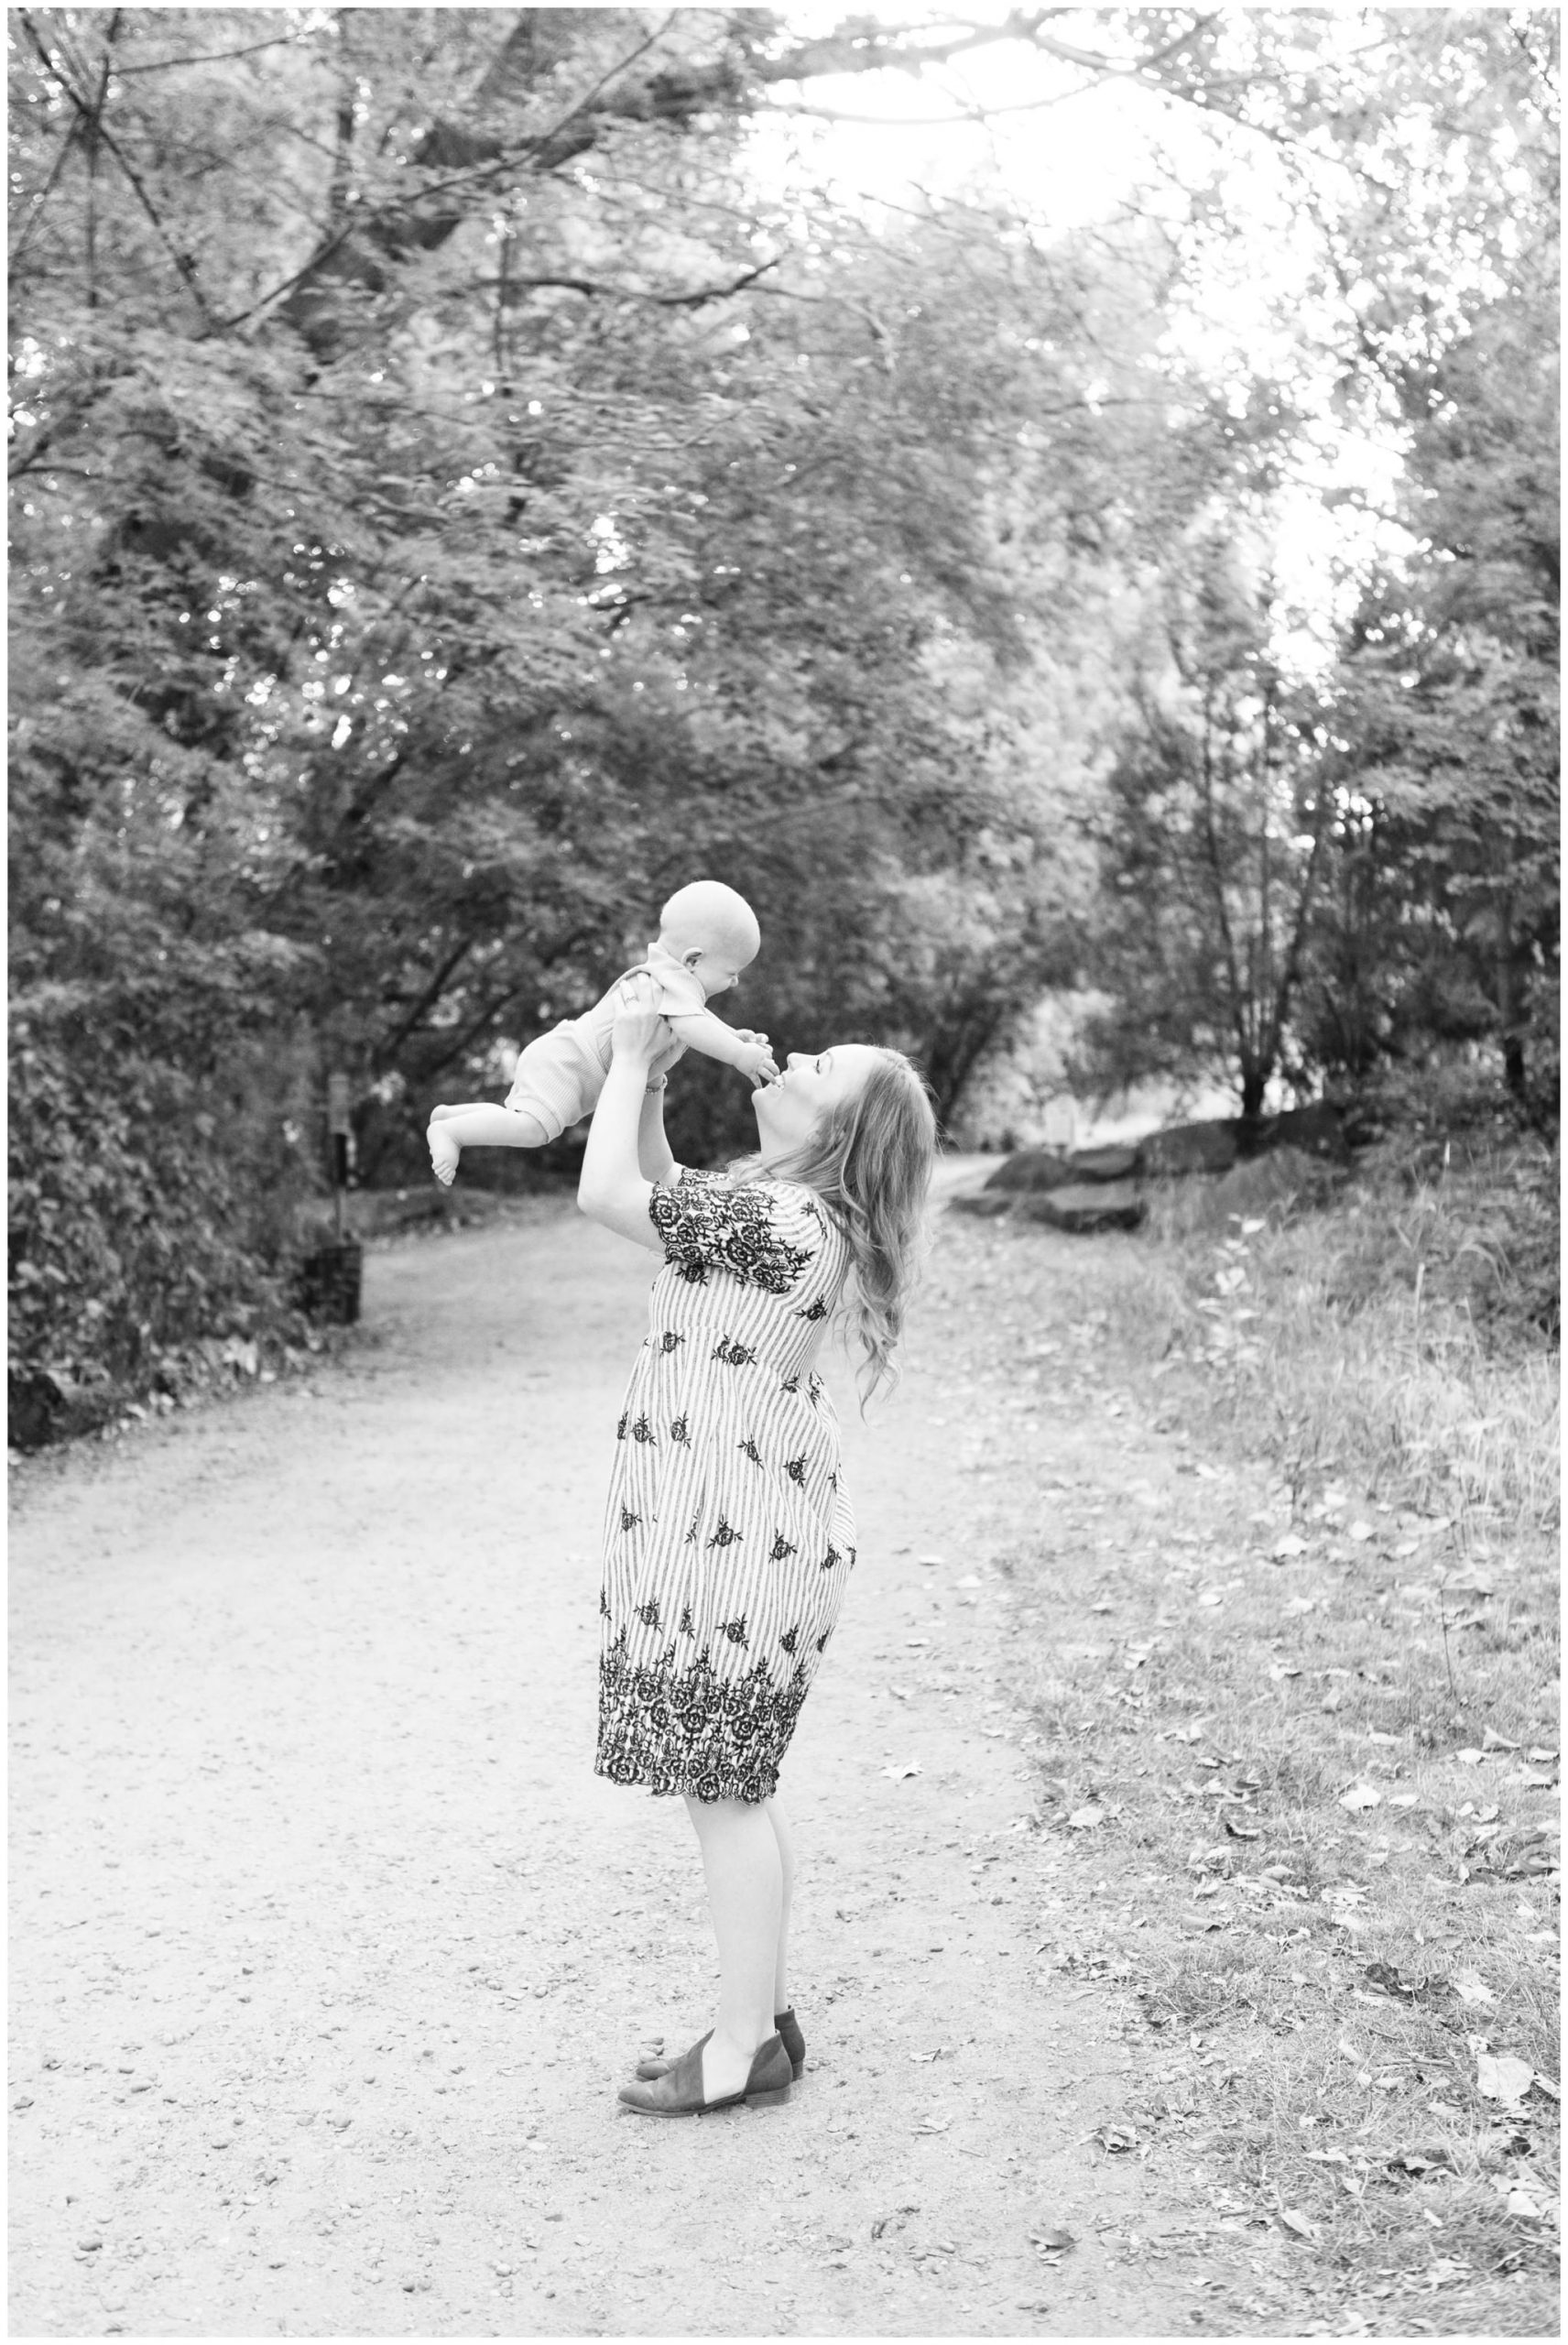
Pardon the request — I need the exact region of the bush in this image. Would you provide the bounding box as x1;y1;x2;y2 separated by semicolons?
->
7;1002;324;1447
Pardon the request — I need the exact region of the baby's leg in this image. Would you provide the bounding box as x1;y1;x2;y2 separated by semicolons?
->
427;1103;550;1185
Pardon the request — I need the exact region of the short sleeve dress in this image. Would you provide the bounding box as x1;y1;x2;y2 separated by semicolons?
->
595;1167;858;1805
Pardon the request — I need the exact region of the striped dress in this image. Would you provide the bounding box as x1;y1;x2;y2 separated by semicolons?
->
595;1166;857;1805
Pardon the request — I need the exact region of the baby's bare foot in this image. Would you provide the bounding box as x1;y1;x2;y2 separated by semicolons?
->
427;1121;461;1186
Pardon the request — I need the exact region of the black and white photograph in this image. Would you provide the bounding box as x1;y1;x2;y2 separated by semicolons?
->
8;4;1560;2339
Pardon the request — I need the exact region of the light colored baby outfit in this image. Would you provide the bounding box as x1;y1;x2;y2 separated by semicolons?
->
504;941;708;1142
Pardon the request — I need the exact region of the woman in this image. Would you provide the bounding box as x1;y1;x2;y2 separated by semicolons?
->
577;976;936;2116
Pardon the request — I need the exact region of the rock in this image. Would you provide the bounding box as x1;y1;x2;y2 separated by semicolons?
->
981;1149;1074;1194
1139;1119;1239;1177
1018;1180;1144;1233
1064;1142;1139;1183
948;1192;1014;1218
1255;1101;1349;1162
1208;1147;1323;1220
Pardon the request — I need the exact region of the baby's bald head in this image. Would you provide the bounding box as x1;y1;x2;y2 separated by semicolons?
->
659;879;761;972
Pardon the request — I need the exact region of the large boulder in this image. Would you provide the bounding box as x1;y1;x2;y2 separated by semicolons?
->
948;1192;1015;1218
1065;1142;1140;1183
1207;1146;1327;1221
983;1149;1075;1194
1254;1102;1349;1163
1018;1179;1145;1233
1140;1119;1240;1177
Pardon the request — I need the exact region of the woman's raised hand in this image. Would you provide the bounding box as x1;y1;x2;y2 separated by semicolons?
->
610;971;671;1070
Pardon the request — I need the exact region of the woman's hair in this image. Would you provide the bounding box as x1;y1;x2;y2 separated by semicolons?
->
735;1049;938;1405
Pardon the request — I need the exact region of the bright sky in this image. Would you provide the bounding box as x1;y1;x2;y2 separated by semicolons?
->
745;5;1416;676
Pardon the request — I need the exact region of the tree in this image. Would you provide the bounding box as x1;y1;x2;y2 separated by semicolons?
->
1076;529;1334;1120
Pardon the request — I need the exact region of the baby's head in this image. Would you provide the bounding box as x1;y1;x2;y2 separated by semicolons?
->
657;879;761;998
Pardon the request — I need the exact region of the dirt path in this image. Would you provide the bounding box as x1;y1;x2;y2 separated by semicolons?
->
11;1181;1248;2339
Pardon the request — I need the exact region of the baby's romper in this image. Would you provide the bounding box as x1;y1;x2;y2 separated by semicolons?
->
505;944;708;1141
595;1168;857;1803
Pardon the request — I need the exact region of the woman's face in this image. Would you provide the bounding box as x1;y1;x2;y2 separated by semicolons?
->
752;1043;880;1155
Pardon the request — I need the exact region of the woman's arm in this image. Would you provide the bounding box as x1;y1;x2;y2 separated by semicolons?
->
578;978;669;1251
637;1077;678;1186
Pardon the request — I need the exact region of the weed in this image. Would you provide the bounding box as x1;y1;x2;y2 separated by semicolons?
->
933;1185;1559;2332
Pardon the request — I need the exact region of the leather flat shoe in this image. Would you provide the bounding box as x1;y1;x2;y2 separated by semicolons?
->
636;2006;804;2083
618;2031;792;2116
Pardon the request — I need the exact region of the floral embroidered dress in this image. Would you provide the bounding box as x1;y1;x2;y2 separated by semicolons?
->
595;1166;856;1804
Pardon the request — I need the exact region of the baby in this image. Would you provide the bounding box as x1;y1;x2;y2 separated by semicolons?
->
427;878;777;1185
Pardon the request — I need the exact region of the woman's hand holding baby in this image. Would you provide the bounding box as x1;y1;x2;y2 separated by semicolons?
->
610;973;670;1071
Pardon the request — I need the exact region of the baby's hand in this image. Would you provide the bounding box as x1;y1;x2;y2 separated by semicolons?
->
735;1036;779;1087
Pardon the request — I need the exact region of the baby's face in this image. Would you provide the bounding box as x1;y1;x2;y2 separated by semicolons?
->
668;930;755;998
691;947;747;998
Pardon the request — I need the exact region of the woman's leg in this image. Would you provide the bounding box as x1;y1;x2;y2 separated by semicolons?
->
763;1794;795;2014
683;1794;783;2098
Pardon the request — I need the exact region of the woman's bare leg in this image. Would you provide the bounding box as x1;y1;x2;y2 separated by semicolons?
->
683;1794;782;2099
763;1794;795;2013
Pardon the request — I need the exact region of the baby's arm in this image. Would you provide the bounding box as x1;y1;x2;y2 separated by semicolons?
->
426;1101;550;1186
667;1009;779;1085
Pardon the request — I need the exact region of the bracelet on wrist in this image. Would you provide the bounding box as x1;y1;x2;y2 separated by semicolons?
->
644;1074;668;1094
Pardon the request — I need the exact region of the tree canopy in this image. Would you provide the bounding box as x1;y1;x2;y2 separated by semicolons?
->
8;6;1559;1424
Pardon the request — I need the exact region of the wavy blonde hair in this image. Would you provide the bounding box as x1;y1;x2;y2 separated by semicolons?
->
735;1048;938;1405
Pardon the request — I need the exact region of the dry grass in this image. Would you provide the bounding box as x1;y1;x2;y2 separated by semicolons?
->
942;1158;1560;2332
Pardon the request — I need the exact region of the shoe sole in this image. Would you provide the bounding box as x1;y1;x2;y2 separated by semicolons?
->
621;2081;792;2119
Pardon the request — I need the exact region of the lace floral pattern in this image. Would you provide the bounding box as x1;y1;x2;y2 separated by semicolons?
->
596;1635;815;1804
648;1170;818;1294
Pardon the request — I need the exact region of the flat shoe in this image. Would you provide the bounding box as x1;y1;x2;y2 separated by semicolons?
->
618;2031;792;2117
637;2006;804;2084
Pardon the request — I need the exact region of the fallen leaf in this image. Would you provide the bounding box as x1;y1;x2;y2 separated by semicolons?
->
1067;1805;1104;1831
1515;1771;1557;1788
1454;1969;1497;2009
1346;1520;1375;1543
1483;1728;1520;1752
1278;2209;1316;2239
1532;2073;1561;2101
1029;2226;1077;2253
1222;1815;1259;1839
1456;1749;1486;1764
1268;1662;1302;1680
880;1761;921;1781
1475;2052;1534;2107
1339;1783;1382;1811
1271;1533;1309;1560
1527;1746;1559;1763
917;1554;944;1567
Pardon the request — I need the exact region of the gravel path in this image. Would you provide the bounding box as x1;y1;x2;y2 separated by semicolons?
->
11;1184;1223;2338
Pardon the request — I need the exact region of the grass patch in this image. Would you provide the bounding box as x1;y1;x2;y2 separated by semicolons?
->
938;1162;1559;2328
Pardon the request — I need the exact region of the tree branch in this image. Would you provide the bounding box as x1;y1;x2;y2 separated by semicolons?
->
17;9;218;327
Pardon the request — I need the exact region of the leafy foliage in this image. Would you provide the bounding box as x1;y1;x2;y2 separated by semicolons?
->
7;7;1560;1437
